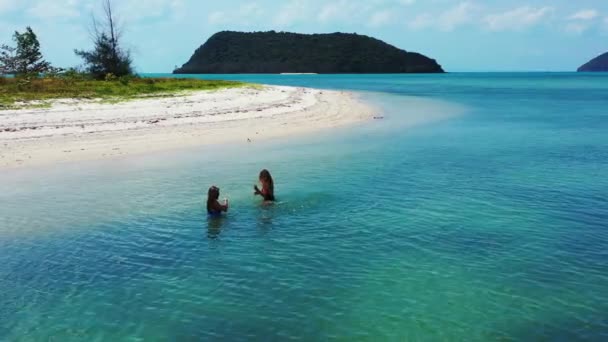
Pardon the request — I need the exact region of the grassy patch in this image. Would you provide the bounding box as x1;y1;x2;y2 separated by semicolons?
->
0;76;247;109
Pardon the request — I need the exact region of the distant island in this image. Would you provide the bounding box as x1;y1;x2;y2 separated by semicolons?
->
578;52;608;72
174;31;444;74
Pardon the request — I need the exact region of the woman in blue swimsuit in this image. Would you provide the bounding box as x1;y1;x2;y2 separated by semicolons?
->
207;186;228;217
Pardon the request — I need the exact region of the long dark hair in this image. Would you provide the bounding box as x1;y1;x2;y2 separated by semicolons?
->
207;186;220;212
259;169;274;198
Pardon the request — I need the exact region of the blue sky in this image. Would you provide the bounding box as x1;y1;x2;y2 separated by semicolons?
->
1;0;607;72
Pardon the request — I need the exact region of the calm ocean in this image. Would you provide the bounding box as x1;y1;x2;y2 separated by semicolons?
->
1;73;607;340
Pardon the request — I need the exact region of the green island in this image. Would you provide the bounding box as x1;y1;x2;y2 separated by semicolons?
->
175;31;444;74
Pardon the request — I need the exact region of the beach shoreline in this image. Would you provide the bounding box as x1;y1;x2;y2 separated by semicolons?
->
0;85;377;169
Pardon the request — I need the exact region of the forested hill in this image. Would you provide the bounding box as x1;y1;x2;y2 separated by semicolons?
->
174;31;444;74
578;52;608;72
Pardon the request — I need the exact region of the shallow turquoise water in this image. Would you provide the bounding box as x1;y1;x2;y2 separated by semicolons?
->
1;73;608;340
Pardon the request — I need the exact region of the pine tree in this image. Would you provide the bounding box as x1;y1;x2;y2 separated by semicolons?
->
75;0;133;80
0;44;16;75
0;27;53;76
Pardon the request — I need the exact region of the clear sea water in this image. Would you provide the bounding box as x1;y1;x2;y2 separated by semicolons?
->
1;73;607;341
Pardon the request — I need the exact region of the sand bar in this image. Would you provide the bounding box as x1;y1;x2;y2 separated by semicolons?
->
0;85;376;169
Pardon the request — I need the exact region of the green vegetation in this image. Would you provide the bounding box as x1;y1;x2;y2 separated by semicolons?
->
0;75;245;109
75;0;134;79
0;0;245;110
0;26;57;76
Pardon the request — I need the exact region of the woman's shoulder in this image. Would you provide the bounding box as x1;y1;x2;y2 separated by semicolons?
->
208;199;220;209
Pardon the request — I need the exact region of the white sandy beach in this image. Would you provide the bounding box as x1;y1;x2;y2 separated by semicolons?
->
0;85;376;169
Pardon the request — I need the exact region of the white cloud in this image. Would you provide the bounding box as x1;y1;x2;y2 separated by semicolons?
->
408;2;476;32
27;0;81;19
317;0;357;23
0;0;18;14
368;10;393;28
318;3;339;23
22;0;184;22
408;13;432;30
440;2;476;31
207;11;226;25
565;22;589;34
240;2;264;18
207;2;264;27
119;0;184;21
317;1;406;25
564;9;601;35
603;16;608;33
484;6;553;31
408;13;433;30
568;9;599;21
274;0;309;27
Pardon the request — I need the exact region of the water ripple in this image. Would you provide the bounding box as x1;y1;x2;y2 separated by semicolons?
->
2;74;608;340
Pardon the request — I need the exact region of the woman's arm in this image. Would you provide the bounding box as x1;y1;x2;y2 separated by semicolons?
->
212;200;229;212
255;185;274;201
